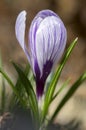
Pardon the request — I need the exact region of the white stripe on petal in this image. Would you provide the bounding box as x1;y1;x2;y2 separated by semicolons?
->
35;16;61;75
35;30;44;76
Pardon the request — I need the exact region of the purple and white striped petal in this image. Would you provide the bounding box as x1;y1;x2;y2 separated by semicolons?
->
15;10;30;63
29;10;67;78
35;16;61;76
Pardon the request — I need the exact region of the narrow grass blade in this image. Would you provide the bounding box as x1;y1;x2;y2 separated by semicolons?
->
9;79;27;111
1;79;6;114
9;64;30;110
0;69;26;107
51;72;86;121
0;55;6;114
51;79;70;102
12;62;39;120
42;38;78;122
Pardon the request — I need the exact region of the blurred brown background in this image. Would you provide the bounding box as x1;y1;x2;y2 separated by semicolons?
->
0;0;86;129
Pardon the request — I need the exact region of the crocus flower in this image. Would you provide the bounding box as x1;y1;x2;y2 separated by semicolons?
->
15;9;67;98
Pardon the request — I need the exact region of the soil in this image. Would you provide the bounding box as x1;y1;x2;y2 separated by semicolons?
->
0;108;81;130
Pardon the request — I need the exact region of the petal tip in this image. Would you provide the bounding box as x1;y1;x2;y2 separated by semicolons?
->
15;10;27;51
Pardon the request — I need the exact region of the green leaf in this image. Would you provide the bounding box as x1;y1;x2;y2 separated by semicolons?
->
51;79;70;102
50;72;86;121
9;63;30;110
0;78;6;114
0;55;6;114
42;38;78;122
24;63;30;76
12;62;39;121
0;69;26;108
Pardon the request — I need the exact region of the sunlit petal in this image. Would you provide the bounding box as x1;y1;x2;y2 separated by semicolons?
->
15;10;31;63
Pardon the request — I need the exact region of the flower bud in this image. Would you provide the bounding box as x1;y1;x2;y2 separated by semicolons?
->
15;9;67;98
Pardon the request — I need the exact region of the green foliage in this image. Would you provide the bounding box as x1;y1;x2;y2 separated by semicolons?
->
0;55;6;114
51;79;70;102
50;71;86;122
0;69;26;107
12;63;39;124
41;38;78;122
9;63;30;110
